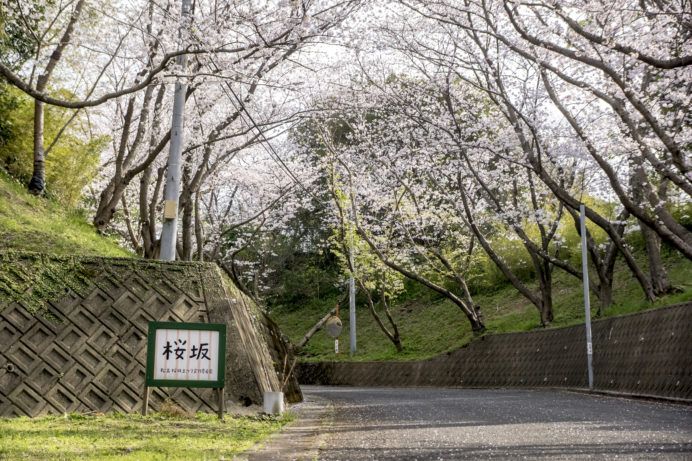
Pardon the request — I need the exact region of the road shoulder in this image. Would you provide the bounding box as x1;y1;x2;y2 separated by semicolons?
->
234;395;333;461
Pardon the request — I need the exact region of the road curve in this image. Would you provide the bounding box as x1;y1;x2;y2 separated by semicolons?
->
303;386;692;460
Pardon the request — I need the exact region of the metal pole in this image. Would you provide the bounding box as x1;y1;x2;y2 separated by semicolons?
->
349;273;356;356
160;0;191;261
349;209;356;356
580;204;594;391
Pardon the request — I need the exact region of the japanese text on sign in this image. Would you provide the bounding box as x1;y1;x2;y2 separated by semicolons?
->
153;328;220;382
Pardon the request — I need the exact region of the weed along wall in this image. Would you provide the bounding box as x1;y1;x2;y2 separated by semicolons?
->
297;302;692;400
0;253;298;417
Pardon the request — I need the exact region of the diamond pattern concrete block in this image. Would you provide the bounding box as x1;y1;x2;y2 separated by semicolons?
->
0;369;23;397
112;291;141;319
87;325;118;352
133;347;147;367
42;343;75;373
8;384;46;417
147;387;170;412
79;384;111;412
55;323;86;350
34;311;67;334
112;382;141;413
169;387;203;413
143;293;171;319
61;363;93;394
104;345;136;375
160;309;185;324
1;303;34;333
128;309;155;334
20;322;56;355
0;322;20;350
120;326;147;354
93;364;124;394
26;364;59;394
6;342;39;375
100;309;129;336
82;289;112;318
74;343;103;374
71;307;100;337
171;296;199;321
152;278;181;303
125;274;150;302
124;367;146;391
98;275;127;301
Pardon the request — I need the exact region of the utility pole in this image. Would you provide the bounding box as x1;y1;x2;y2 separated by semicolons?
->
580;204;594;391
160;0;191;261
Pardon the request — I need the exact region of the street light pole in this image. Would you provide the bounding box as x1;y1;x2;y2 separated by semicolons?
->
580;204;594;391
160;0;191;261
349;208;356;356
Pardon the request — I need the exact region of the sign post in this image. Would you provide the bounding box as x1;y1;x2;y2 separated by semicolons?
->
144;322;226;418
325;304;342;356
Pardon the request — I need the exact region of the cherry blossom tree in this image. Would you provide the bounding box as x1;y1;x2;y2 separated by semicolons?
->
298;93;487;332
1;0;365;201
397;0;691;286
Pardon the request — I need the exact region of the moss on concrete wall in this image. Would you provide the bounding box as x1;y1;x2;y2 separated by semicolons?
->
0;252;290;417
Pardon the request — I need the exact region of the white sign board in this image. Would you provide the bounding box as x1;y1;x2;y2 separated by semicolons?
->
153;328;220;381
145;322;226;388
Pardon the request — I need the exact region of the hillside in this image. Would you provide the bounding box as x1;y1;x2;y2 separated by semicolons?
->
1;169;691;363
0;170;130;257
271;251;692;362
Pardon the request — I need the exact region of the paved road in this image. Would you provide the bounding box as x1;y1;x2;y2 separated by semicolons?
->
303;386;692;460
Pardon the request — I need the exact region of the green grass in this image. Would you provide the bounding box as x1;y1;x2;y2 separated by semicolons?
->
0;170;130;257
0;411;293;460
271;252;692;362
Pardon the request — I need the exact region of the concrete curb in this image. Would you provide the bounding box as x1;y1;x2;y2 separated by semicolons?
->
234;395;333;461
557;387;692;406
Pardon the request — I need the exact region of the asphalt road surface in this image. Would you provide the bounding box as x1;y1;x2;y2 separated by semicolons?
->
303;386;692;460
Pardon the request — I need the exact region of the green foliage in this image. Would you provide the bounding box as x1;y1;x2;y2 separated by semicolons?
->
0;169;131;257
0;81;19;146
0;85;107;207
272;252;692;362
0;1;54;69
0;410;293;460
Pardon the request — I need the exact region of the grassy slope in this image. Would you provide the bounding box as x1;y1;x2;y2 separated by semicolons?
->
271;252;692;362
0;171;130;257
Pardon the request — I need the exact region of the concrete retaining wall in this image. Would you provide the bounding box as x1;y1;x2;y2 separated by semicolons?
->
297;302;692;400
0;253;294;417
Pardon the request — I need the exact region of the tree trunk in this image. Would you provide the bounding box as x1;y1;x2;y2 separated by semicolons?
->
536;257;554;327
538;275;554;327
139;165;154;256
641;222;673;296
181;198;194;261
194;191;204;261
598;283;613;316
94;180;129;231
629;155;673;298
358;277;403;353
379;274;403;352
28;0;86;195
29;101;45;194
